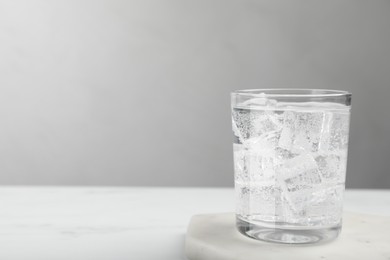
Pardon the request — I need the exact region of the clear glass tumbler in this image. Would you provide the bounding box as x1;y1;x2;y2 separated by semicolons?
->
231;89;351;244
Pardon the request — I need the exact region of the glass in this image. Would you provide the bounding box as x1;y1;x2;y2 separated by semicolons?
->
231;89;351;244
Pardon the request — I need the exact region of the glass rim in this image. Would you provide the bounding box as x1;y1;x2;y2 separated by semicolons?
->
231;89;351;98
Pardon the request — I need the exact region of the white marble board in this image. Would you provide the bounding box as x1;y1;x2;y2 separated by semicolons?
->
185;212;390;260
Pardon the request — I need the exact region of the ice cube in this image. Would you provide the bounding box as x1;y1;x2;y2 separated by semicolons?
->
275;147;297;161
242;153;263;183
298;111;328;152
315;154;341;180
278;127;293;150
310;185;344;205
234;145;277;184
307;185;344;224
241;97;268;107
279;153;320;181
279;110;331;154
236;182;283;217
317;112;333;153
233;144;249;183
252;112;282;137
293;131;312;152
277;110;296;149
277;154;322;214
241;95;278;108
260;156;277;180
244;131;279;156
234;144;265;184
232;108;282;142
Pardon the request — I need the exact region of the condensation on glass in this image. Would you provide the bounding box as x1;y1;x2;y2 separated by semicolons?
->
231;89;351;244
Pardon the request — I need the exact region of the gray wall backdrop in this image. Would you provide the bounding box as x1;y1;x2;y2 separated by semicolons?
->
0;0;389;188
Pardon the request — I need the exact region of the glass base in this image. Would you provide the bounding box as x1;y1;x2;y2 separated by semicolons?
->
236;216;341;244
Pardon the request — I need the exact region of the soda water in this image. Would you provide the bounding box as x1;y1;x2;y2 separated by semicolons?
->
232;97;350;242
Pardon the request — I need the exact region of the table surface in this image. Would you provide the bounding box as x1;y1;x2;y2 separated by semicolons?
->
0;187;389;260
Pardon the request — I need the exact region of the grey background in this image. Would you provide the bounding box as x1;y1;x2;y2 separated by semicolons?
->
0;0;389;188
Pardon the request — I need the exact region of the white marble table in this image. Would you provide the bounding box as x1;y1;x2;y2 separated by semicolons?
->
0;187;389;260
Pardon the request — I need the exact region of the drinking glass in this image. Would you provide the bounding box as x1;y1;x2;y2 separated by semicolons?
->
231;89;351;244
